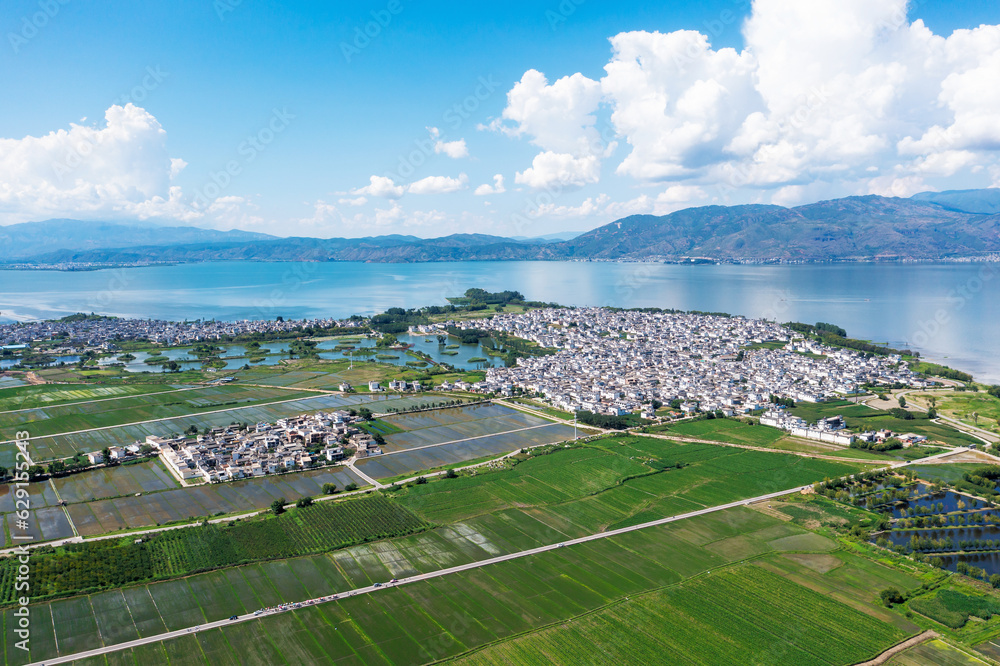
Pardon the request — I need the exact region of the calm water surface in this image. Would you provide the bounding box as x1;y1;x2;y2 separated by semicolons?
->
0;261;995;381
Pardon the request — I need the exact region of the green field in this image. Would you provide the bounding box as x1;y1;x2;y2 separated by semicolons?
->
396;436;869;531
651;417;787;447
889;639;991;665
30;507;922;666
0;383;189;412
2;391;453;465
0;494;428;604
456;565;907;666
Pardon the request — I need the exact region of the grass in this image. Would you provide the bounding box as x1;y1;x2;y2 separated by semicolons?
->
888;639;991;665
910;588;1000;629
650;417;786;447
909;391;1000;433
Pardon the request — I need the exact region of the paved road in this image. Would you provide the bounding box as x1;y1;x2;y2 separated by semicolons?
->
23;481;828;666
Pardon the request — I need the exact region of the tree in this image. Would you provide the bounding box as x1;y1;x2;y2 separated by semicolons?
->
270;498;287;515
344;482;358;492
322;483;338;495
445;468;458;479
972;411;980;426
879;587;904;607
991;574;1000;589
295;496;313;508
898;396;907;408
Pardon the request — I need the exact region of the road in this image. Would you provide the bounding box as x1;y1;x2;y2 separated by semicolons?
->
23;480;830;666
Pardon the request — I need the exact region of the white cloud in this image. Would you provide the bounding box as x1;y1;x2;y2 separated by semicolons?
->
497;0;1000;198
337;196;368;207
427;127;469;159
474;174;506;196
0;104;194;223
499;70;603;155
407;173;469;195
352;175;405;199
514;152;601;190
169;158;187;179
534;194;610;219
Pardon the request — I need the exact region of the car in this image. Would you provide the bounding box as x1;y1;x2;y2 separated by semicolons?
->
390;578;398;583
374;582;382;587
229;615;238;620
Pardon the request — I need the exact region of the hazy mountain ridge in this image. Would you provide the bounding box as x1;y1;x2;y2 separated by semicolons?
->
0;219;276;260
7;191;1000;265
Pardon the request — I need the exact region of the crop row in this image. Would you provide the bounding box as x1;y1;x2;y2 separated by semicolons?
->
0;494;428;604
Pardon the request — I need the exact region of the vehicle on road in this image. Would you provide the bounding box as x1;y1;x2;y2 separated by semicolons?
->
229;615;238;620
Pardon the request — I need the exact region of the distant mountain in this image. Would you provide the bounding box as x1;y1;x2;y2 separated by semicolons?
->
510;231;585;243
25;233;561;264
8;195;1000;266
0;219;275;260
911;188;1000;214
557;195;1000;261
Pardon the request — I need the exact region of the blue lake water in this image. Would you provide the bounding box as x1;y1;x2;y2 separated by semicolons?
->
0;261;996;381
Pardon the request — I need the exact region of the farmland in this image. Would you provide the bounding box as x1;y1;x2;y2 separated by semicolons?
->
455;566;907;665
0;383;190;412
393;435;868;530
356;404;580;480
649;417;787;447
0;402;562;543
19;506;924;666
0;384;319;440
1;389;467;465
0;494;428;603
30;464;367;538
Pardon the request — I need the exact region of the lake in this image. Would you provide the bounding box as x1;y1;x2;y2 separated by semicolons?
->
0;261;996;382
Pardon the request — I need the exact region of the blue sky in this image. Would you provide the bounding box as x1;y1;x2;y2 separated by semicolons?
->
1;0;999;238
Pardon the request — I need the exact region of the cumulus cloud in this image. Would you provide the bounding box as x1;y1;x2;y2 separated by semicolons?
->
474;174;506;196
0;104;194;222
514;152;601;190
337;196;368;206
496;0;1000;199
407;173;469;195
533;194;611;219
428;128;469;159
352;175;405;199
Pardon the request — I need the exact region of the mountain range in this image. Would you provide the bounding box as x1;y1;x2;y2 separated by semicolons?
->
5;190;1000;266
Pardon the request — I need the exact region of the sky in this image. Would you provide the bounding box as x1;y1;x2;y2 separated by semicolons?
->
1;0;999;239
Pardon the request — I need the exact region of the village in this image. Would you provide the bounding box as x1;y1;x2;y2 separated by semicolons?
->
131;410;380;484
0;315;363;348
444;308;927;423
